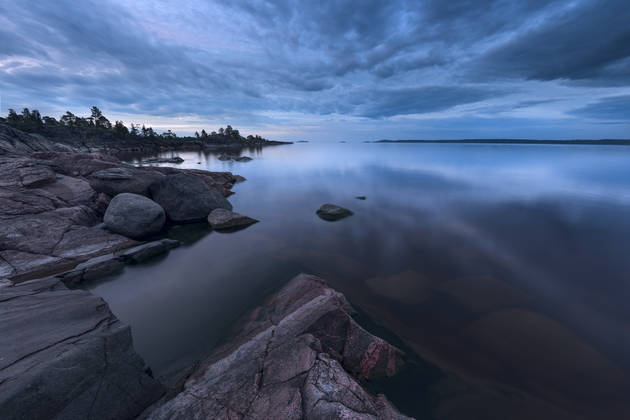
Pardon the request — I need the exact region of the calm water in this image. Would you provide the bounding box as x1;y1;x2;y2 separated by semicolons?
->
88;142;630;419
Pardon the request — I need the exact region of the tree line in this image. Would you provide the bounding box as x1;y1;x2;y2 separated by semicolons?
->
0;106;265;142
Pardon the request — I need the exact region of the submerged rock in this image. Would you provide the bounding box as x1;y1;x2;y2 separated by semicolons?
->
145;274;409;420
316;203;354;221
207;208;258;230
149;173;232;223
0;277;164;420
104;193;165;239
216;154;251;162
355;196;367;200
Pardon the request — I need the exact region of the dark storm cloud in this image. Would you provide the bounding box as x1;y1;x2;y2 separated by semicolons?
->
0;0;629;136
570;96;630;121
477;0;630;84
354;86;504;118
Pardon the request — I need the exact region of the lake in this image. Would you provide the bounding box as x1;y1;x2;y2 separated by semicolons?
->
87;142;630;419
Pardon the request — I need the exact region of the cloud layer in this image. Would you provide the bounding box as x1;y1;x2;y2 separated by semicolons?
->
1;0;629;139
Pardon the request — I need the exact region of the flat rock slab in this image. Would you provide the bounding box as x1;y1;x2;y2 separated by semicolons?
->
57;239;180;287
145;274;411;420
207;208;258;230
316;203;354;221
0;277;164;420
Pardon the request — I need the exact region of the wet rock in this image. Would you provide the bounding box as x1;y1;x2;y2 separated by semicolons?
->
89;167;164;197
104;193;165;239
207;208;258;230
141;156;184;164
149;173;232;223
145;274;408;420
0;277;164;420
217;154;232;161
316;204;354;221
56;253;126;287
56;239;180;286
115;238;180;264
234;156;252;162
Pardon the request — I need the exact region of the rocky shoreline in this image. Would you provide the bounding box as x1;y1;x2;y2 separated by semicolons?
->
0;124;413;419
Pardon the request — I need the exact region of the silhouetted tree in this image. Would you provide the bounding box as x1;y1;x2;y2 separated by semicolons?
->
7;109;19;124
130;123;138;136
114;120;129;138
43;116;58;126
90;106;102;121
60;111;78;126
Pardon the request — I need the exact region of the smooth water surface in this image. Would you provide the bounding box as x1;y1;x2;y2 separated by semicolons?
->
88;142;630;419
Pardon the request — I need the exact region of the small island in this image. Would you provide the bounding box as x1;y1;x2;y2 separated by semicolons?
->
372;138;630;145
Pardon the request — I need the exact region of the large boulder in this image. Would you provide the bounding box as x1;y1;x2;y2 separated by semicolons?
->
89;167;164;197
104;193;165;239
0;277;164;420
145;274;409;419
149;173;232;223
207;208;258;230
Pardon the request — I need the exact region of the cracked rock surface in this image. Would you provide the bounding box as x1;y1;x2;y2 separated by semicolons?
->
0;150;238;281
145;274;412;420
0;276;165;420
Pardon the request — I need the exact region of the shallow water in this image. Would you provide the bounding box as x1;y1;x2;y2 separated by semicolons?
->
89;142;630;419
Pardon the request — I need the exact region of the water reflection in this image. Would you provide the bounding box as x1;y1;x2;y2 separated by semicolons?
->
90;143;630;419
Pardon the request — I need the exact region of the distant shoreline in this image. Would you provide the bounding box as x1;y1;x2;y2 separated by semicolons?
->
372;139;630;145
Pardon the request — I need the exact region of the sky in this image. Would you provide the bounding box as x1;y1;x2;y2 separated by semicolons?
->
1;0;629;141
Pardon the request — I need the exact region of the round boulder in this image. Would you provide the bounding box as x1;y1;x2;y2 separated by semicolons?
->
316;204;353;221
208;208;258;230
104;193;165;239
149;173;232;223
